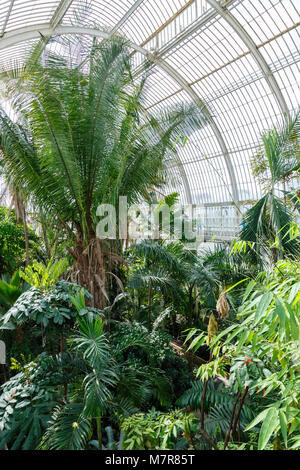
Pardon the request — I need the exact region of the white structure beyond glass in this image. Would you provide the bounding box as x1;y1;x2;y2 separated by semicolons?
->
0;0;299;240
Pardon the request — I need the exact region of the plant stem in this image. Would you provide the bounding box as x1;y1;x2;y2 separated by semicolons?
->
232;386;249;437
148;280;152;330
200;380;207;430
200;380;218;450
96;414;102;450
223;391;241;450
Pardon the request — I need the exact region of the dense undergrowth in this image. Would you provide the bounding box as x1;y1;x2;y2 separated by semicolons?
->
0;238;299;450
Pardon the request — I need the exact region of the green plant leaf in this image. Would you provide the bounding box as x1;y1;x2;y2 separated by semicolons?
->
254;292;273;325
279;410;288;448
258;408;278;450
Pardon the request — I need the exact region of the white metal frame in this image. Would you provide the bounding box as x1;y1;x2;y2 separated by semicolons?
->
0;0;15;37
0;0;298;209
0;22;239;204
110;0;146;35
50;0;74;29
206;0;290;117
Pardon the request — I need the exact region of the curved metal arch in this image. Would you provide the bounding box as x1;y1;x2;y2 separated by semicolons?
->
206;0;290;117
150;56;239;204
0;22;239;204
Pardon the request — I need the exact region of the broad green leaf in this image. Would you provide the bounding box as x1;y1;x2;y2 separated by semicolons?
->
245;408;269;431
289;417;300;434
279;410;288;448
288;281;300;304
184;328;198;343
236;330;249;353
242;279;256;302
274;297;286;329
258;408;278;450
187;334;205;351
212;324;237;345
224;278;249;294
285;303;299;340
254;292;273;325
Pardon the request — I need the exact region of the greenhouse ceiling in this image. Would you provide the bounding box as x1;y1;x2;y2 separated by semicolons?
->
0;0;299;206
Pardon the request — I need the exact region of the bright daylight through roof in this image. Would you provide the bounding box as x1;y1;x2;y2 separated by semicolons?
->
0;0;299;455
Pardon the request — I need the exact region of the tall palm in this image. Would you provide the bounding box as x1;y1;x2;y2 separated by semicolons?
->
0;36;207;307
241;110;300;261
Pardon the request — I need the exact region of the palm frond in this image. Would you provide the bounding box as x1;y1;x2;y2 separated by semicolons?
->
40;403;92;450
69;316;118;416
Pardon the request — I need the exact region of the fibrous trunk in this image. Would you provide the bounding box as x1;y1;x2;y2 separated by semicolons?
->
70;235;108;309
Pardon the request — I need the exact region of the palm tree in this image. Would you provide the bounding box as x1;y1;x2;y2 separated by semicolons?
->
241;110;300;261
128;239;220;330
0;36;207;308
127;239;184;329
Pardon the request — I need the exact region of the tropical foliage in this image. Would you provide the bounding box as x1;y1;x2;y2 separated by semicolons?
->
0;37;299;452
242;111;300;262
0;207;38;275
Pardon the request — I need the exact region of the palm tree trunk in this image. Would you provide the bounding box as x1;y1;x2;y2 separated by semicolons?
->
22;206;30;267
70;235;108;309
148;280;152;330
188;285;194;326
41;215;51;259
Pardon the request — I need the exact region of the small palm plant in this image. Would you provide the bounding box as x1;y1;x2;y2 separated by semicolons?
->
41;316;117;450
242;110;300;262
128;239;221;329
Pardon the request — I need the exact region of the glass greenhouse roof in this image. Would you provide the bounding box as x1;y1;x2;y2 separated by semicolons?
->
0;0;299;206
